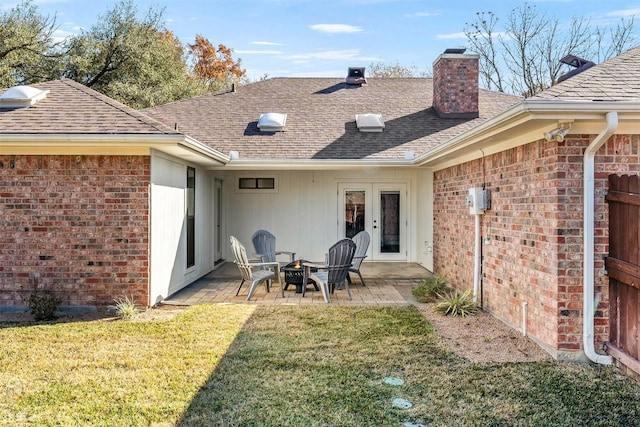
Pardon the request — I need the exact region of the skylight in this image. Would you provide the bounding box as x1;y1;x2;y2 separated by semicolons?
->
356;114;385;132
258;113;287;132
0;85;49;109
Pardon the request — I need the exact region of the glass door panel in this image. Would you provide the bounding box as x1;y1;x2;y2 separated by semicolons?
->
373;183;406;260
379;191;400;253
345;189;366;238
339;183;406;261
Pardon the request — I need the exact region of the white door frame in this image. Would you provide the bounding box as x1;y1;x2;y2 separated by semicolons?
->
338;182;407;261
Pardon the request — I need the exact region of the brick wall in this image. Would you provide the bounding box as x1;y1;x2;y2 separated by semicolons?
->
433;134;640;356
432;52;479;119
0;155;150;308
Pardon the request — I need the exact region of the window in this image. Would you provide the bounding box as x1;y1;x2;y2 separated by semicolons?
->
186;167;195;268
238;177;275;190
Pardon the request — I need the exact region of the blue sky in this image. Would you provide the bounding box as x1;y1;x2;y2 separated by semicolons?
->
19;0;640;80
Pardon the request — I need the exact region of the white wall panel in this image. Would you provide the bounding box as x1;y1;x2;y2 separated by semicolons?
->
149;152;216;304
223;169;419;263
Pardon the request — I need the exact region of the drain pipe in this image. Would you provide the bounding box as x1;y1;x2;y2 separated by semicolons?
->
583;111;617;365
473;213;481;303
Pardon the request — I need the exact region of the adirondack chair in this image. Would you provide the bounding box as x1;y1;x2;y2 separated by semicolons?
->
251;229;296;265
304;238;356;303
346;230;370;286
230;236;283;300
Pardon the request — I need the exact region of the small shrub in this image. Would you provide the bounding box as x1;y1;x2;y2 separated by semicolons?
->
434;289;477;317
27;291;60;321
109;295;139;320
412;275;447;303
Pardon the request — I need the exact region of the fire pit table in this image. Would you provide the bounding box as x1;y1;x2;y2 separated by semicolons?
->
282;259;320;293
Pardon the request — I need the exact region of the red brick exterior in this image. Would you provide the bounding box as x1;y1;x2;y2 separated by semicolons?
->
432;53;479;118
0;155;150;308
433;134;640;356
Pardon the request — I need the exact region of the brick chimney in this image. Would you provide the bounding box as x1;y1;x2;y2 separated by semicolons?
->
432;48;479;119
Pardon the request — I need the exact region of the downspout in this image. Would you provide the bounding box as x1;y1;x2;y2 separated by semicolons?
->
582;111;617;365
473;213;481;303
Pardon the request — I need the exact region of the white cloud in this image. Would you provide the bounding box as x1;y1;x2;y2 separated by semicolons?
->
310;24;363;34
606;8;640;18
291;69;347;77
436;32;467;40
51;28;75;43
404;11;441;18
250;41;286;46
235;50;284;55
287;49;380;61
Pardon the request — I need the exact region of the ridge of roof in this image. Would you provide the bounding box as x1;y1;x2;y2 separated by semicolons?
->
145;77;521;161
54;79;181;135
0;79;183;136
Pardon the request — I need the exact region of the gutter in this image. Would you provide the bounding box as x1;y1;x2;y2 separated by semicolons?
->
582;111;617;365
0;133;229;165
220;158;419;170
416;99;640;167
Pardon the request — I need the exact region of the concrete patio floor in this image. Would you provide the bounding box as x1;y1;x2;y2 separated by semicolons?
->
162;262;431;307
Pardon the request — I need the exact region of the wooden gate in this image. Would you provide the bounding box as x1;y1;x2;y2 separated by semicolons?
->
605;174;640;376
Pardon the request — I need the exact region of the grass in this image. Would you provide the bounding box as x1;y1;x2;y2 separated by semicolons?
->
1;305;639;426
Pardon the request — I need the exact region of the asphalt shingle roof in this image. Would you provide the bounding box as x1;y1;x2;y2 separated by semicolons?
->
145;77;520;160
0;79;179;135
534;46;640;101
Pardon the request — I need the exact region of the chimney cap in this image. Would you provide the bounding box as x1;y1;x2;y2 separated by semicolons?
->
443;48;466;54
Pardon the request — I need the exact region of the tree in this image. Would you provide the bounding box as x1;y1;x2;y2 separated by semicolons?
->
188;35;246;91
465;2;637;96
63;0;201;108
368;61;431;78
0;0;62;87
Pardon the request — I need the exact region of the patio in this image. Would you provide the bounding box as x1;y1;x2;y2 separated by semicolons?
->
162;262;430;306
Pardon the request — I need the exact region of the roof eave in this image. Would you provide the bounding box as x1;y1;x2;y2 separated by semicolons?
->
0;133;229;167
416;99;640;168
212;158;418;171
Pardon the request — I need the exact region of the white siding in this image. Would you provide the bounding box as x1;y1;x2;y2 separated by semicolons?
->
222;169;424;264
149;152;215;305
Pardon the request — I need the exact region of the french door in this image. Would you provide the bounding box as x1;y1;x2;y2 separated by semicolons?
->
338;183;407;261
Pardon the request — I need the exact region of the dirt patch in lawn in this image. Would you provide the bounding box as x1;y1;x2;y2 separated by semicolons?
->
0;305;183;324
394;284;552;363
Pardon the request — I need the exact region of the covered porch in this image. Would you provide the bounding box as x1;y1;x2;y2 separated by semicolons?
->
162;262;429;306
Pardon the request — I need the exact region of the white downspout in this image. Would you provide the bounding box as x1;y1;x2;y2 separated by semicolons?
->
583;111;617;365
473;213;481;302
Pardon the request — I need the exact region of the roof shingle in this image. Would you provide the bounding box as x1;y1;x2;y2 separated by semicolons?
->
0;79;180;135
145;77;520;160
534;46;640;101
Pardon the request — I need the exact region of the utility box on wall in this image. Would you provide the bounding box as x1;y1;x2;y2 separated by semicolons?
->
466;187;491;214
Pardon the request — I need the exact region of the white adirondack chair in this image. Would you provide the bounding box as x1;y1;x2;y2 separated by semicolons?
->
230;236;283;300
347;230;370;286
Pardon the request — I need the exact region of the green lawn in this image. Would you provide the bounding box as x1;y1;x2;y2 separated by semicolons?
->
1;305;639;426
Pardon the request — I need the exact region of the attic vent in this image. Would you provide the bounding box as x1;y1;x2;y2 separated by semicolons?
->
346;67;366;85
258;113;287;132
557;54;595;83
0;85;49;109
356;114;384;132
